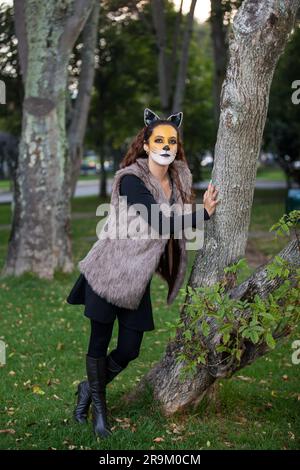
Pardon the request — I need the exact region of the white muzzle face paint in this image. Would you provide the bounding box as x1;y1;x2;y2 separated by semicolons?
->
149;148;176;166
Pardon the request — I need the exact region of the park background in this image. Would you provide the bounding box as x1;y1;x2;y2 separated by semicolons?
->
0;0;299;450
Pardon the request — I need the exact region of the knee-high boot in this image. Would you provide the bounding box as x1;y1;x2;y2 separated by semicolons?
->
73;352;124;424
86;354;111;438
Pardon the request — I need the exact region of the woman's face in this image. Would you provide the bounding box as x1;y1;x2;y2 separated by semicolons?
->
143;124;178;166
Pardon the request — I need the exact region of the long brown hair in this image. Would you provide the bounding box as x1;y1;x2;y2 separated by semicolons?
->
119;120;195;204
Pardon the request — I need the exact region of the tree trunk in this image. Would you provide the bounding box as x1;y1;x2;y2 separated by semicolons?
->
151;0;170;115
99;145;107;199
168;0;183;99
210;0;228;124
172;0;197;113
126;0;300;416
2;0;95;278
68;1;100;198
172;0;197;141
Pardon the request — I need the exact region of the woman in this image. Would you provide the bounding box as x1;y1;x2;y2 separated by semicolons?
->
66;107;219;439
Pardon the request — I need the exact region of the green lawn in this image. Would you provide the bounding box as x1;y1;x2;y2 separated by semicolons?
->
256;166;286;181
0;188;299;450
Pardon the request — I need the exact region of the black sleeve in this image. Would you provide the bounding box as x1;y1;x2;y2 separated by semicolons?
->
119;174;210;236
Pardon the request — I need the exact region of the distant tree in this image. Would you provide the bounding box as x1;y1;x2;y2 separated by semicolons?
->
67;1;100;197
151;0;198;122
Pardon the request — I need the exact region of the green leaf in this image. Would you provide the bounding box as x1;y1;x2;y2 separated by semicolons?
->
184;329;192;341
197;354;206;364
223;331;230;344
265;332;276;349
201;320;210;337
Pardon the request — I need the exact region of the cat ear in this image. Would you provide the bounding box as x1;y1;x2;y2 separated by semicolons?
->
144;108;161;127
167;111;183;128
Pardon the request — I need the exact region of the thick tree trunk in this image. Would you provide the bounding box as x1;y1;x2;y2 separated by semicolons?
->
126;0;300;416
2;0;95;278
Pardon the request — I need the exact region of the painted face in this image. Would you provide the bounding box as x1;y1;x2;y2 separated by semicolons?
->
144;124;178;166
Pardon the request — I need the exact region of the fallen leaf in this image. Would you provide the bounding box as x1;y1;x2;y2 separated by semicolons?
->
52;394;62;400
32;385;45;395
236;375;253;382
224;441;233;447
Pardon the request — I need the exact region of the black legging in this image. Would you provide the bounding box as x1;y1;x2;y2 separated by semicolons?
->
87;319;144;368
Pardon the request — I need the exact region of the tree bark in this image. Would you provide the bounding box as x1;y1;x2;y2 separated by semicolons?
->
126;0;300;416
2;0;95;278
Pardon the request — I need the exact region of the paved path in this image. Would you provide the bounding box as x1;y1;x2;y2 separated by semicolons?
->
0;178;288;204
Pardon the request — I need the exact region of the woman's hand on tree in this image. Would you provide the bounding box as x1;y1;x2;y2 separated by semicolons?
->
203;181;220;217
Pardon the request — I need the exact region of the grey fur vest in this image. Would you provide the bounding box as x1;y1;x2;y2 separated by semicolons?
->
78;157;193;310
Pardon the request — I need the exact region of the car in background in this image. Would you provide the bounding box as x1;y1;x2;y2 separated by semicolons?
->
80;154;100;175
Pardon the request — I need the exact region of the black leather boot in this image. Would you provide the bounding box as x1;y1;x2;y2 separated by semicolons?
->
86;355;112;438
74;380;92;424
74;354;125;424
73;352;125;424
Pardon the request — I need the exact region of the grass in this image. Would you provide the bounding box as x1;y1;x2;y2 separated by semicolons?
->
256;166;286;181
0;188;299;450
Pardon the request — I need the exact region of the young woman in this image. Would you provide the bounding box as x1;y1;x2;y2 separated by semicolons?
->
66;108;219;439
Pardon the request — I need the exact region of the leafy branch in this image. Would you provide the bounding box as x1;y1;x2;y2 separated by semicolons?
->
167;211;300;382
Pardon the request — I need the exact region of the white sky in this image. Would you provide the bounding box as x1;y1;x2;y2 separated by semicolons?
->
173;0;211;23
